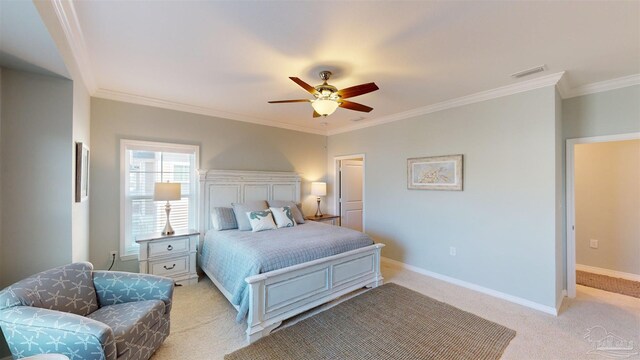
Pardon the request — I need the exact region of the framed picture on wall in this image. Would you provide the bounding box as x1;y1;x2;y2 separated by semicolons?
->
75;142;90;202
407;154;463;191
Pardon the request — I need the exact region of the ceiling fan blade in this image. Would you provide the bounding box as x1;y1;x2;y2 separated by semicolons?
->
337;82;379;99
290;77;319;95
268;99;310;103
313;110;322;118
339;100;373;113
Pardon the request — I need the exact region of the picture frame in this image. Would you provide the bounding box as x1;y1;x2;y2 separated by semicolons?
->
407;154;463;191
75;142;90;202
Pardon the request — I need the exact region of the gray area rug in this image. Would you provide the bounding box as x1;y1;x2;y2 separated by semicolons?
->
577;270;640;298
225;283;516;360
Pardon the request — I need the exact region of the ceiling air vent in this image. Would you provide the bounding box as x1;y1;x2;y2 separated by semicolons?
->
510;65;546;78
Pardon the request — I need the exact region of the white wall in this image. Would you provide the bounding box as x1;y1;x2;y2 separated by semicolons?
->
72;80;91;262
90;98;328;272
0;68;74;286
328;86;561;309
575;140;640;275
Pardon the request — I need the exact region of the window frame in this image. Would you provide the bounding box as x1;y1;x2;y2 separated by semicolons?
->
120;139;200;260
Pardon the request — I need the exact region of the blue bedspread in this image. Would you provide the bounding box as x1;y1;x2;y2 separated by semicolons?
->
199;221;374;321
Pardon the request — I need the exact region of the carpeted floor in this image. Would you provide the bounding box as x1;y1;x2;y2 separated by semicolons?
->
151;263;640;360
225;283;515;360
576;270;640;298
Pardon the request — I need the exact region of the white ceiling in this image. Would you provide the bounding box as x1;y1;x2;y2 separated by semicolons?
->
71;0;639;133
0;0;69;78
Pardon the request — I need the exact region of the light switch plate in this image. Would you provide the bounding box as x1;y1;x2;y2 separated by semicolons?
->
590;239;598;249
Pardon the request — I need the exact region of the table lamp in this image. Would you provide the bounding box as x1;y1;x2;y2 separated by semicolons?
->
154;182;181;235
311;182;327;217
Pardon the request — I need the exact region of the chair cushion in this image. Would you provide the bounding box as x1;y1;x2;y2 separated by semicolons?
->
87;300;165;356
0;262;98;316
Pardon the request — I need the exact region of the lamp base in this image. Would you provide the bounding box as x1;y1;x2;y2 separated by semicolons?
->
162;201;175;235
314;197;323;217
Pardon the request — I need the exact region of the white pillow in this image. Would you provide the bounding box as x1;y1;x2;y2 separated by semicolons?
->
270;206;296;228
246;210;277;232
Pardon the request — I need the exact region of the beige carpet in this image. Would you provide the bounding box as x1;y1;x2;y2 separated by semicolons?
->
151;263;640;360
225;283;515;360
577;270;640;298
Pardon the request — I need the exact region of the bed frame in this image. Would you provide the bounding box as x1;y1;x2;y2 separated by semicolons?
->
198;169;384;343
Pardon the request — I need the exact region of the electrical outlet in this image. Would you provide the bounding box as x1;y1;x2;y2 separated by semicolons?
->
589;239;598;249
449;247;456;256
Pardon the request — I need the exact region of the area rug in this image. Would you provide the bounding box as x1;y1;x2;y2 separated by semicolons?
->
225;283;516;360
577;270;640;298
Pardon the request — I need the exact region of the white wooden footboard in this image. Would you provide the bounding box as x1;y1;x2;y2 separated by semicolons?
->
244;243;384;343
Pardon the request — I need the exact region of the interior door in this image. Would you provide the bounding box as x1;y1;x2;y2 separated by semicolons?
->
339;159;363;231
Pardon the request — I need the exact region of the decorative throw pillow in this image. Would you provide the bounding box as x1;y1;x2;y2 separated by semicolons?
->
211;207;237;230
270;206;296;228
232;200;268;231
267;200;305;224
246;210;277;232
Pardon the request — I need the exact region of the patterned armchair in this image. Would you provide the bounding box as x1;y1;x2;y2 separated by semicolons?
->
0;262;174;360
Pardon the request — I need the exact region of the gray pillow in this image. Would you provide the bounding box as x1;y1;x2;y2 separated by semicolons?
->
211;207;238;230
268;200;305;224
232;200;269;231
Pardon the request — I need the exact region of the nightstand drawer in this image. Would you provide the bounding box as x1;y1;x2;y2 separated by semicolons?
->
149;237;189;258
150;256;188;277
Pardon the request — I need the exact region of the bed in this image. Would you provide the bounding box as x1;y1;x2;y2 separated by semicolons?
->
198;170;384;343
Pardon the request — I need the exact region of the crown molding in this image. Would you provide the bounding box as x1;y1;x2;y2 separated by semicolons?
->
93;88;327;135
50;0;97;92
328;71;566;136
562;74;640;99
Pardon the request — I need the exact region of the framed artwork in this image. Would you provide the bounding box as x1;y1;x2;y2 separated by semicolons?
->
407;154;463;191
75;142;90;202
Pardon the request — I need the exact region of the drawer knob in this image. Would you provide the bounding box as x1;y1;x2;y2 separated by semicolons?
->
167;245;173;251
164;264;176;270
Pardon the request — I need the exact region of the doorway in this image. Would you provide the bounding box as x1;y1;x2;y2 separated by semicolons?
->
334;155;365;231
566;132;640;298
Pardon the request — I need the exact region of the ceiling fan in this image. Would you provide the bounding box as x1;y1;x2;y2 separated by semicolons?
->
268;71;379;117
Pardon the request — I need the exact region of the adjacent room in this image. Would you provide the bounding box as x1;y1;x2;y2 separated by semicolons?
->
0;1;638;359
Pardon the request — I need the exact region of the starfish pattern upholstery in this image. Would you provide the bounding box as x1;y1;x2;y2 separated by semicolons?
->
0;262;174;360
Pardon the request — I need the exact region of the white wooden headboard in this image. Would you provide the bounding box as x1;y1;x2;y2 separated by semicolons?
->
198;169;301;234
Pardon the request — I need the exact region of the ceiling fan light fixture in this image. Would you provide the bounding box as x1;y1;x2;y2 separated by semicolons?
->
311;99;339;116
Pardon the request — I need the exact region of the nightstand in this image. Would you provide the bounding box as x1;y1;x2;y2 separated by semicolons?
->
135;230;199;285
305;214;341;226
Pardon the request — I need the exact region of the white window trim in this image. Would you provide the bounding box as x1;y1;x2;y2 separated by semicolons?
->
120;139;200;260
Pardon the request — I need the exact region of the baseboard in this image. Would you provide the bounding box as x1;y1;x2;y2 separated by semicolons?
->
381;257;559;316
556;289;567;313
576;264;640;282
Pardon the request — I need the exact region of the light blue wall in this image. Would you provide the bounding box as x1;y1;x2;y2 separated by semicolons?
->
90;98;328;273
559;84;640;291
328;86;561;308
0;68;74;358
563;85;640;139
1;68;74;285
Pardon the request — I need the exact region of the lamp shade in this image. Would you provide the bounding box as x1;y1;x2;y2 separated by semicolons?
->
154;182;181;201
311;99;339;116
311;182;327;197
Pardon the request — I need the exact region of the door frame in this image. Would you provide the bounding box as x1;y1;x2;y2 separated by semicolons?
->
565;132;640;298
333;154;366;231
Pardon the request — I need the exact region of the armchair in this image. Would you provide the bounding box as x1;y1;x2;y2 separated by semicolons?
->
0;262;174;360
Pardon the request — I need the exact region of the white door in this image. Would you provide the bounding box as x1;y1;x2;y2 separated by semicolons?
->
340;159;363;231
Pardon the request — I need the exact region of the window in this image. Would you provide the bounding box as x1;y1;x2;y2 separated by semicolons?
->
120;140;199;259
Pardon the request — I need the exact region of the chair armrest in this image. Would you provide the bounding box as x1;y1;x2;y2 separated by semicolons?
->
92;271;174;313
0;306;117;360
